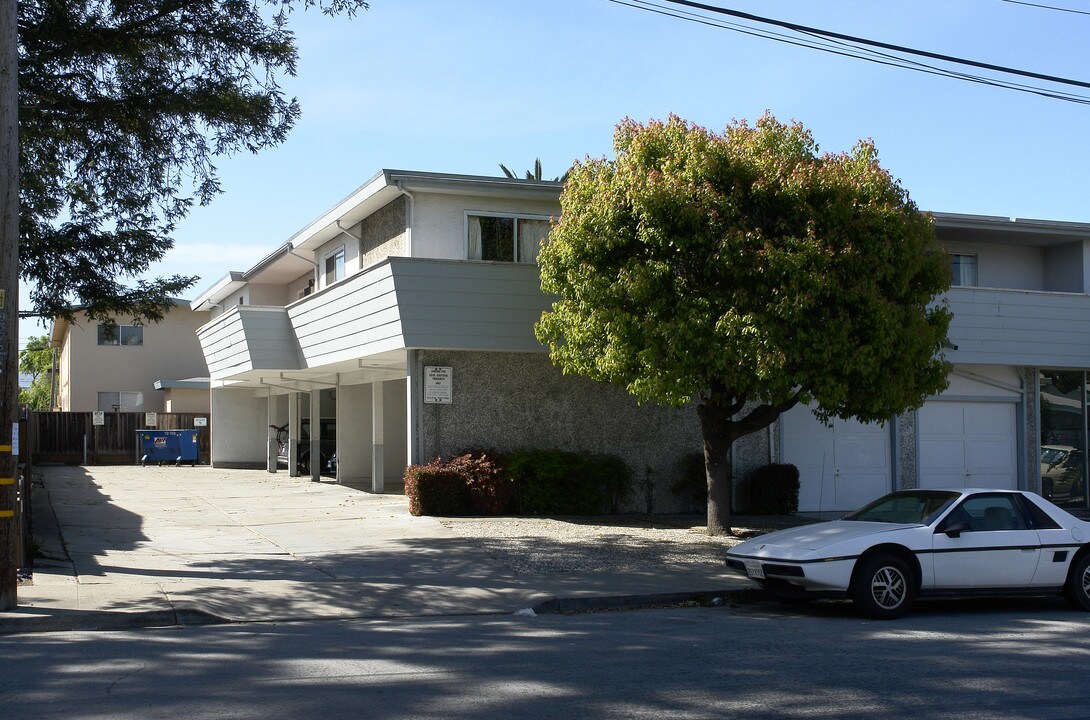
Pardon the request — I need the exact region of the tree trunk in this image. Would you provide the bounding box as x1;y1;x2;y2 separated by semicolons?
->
697;389;803;537
698;401;737;536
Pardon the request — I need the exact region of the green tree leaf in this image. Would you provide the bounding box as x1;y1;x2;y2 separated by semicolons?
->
18;334;53;410
18;0;369;324
536;113;952;534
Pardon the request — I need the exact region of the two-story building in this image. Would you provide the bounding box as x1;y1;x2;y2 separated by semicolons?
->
193;171;703;496
779;213;1090;515
194;169;1090;514
50;301;212;414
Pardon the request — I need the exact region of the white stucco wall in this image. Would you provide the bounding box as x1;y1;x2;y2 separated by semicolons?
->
162;388;211;413
941;240;1044;291
410;192;560;260
210;386;268;468
58;306;211;413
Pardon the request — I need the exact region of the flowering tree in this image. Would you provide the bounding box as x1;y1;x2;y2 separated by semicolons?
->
536;114;952;534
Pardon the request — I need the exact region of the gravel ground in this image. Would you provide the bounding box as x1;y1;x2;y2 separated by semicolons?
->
440;514;814;575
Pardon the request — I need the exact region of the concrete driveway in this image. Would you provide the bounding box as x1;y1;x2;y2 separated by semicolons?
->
4;465;748;632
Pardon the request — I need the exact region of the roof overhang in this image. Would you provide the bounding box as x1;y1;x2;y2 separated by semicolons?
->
49;318;68;348
154;378;211;391
191;169;563;307
933;212;1090;246
191;272;246;312
287;169;563;253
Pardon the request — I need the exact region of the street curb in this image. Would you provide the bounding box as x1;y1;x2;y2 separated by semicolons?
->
531;587;767;614
0;588;775;634
0;607;230;635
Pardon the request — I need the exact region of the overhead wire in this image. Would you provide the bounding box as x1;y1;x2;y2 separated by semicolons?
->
608;0;1090;105
1000;0;1090;17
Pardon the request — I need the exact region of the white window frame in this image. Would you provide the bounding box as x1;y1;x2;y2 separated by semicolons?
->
464;211;552;264
97;390;144;412
950;253;978;287
97;324;144;346
324;245;346;287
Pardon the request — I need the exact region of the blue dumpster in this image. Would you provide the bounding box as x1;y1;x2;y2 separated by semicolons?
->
138;430;201;466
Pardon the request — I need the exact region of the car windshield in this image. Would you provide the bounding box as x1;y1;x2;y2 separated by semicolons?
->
1041;446;1072;465
843;491;960;525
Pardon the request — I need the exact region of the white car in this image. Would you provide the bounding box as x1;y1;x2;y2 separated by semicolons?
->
725;488;1090;619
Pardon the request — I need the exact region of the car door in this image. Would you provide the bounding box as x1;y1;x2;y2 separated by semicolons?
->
931;493;1042;589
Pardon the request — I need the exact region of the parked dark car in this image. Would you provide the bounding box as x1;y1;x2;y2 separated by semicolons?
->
272;419;336;475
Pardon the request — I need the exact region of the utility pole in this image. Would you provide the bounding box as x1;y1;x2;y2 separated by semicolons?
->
0;0;19;610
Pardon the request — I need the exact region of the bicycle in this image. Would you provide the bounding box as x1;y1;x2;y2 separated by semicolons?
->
269;423;325;475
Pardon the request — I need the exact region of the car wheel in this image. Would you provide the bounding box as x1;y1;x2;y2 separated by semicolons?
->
851;553;915;620
298;451;310;475
1065;553;1090;611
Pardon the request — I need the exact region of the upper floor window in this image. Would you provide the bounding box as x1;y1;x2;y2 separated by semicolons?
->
97;391;143;412
325;246;346;285
467;214;551;264
97;324;143;346
950;254;978;287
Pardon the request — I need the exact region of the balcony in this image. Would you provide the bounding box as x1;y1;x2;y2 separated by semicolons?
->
199;257;553;383
197;306;302;380
944;286;1090;369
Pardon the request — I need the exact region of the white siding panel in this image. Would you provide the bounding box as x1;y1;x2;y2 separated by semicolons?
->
391;258;551;352
289;262;403;367
945;287;1090;367
199;311;252;378
198;306;301;380
238;308;301;370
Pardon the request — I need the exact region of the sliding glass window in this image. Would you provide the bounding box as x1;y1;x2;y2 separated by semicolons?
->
1039;370;1087;510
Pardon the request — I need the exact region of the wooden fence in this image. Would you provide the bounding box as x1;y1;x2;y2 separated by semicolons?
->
28;412;211;465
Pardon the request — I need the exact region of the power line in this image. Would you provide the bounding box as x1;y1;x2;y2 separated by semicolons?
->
1001;0;1090;17
610;0;1090;104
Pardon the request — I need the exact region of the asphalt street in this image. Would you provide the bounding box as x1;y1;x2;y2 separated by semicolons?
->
2;597;1088;720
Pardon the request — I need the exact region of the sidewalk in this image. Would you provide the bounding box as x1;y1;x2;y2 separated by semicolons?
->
1;465;755;634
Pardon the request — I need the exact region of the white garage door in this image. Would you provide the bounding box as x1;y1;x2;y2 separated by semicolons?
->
782;405;893;513
918;401;1017;490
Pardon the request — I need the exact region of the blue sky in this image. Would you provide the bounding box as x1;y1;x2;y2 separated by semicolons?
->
19;0;1090;345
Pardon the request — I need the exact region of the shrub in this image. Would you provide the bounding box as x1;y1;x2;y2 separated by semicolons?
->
745;463;800;515
404;459;469;517
583;453;634;514
669;452;707;511
506;449;633;515
450;450;514;515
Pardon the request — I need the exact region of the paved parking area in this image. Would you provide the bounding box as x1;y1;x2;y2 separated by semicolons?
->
5;464;751;631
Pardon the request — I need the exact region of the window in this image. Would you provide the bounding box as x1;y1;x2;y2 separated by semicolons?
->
467;214;551;263
97;324;143;346
97;391;143;412
943;495;1026;533
1039;370;1089;510
325;246;346;285
950;254;978;287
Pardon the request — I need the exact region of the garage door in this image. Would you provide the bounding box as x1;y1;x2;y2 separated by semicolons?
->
918;401;1017;490
782;405;893;513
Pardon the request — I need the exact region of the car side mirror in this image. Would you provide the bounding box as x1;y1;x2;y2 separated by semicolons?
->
942;520;970;538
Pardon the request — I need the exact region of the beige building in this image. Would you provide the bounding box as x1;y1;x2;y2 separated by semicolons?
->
50;302;211;413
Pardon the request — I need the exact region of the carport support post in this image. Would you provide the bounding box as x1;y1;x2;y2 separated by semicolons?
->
309;390;320;482
288;392;299;477
372;380;384;494
266;398;277;473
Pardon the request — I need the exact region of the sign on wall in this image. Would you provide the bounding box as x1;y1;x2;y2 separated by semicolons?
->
194;417;208;427
145;412;158;427
424;366;453;404
92;411;105;426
